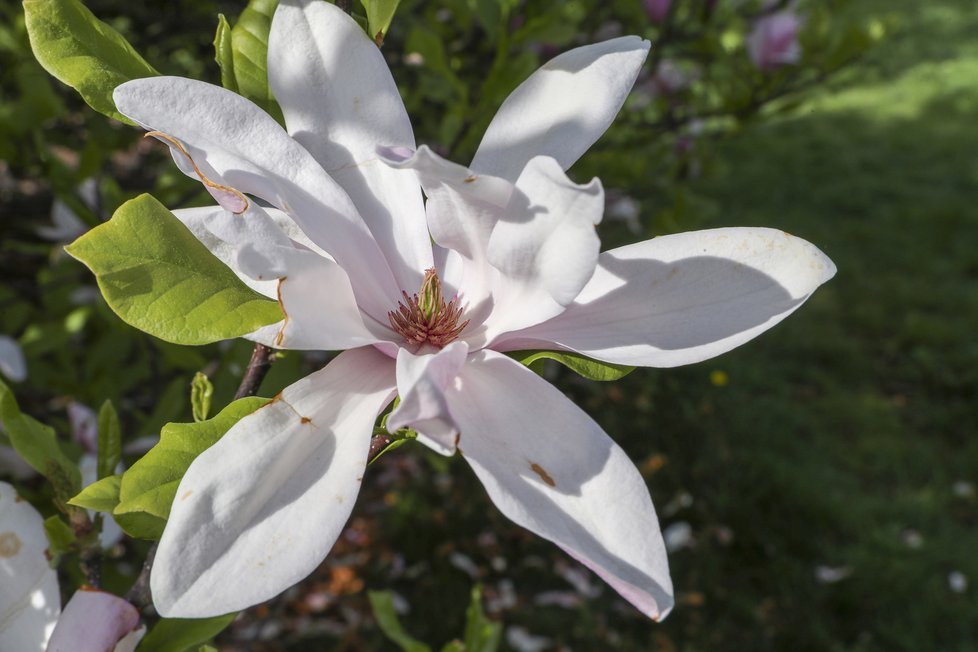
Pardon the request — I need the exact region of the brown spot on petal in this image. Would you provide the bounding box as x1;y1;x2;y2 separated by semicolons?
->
530;463;556;487
463;175;477;183
181;490;194;501
301;416;312;424
0;532;22;557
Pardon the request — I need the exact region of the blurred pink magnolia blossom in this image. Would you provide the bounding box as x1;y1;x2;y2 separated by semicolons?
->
643;0;672;23
747;10;804;71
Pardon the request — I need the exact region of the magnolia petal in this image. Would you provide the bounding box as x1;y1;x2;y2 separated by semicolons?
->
387;341;467;455
471;37;650;181
451;351;673;620
269;0;431;291
46;589;142;652
0;482;60;652
483;156;604;340
379;145;513;316
274;249;383;350
495;228;837;367
151;347;396;617
0;335;27;383
113;77;399;318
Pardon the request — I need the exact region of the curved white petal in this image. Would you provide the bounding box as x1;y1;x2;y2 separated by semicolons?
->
379;145;512;317
471;37;650;181
0;482;60;652
46;589;142;652
151;347;396;617
113;77;399;319
495;228;837;367
0;335;27;383
269;0;431;291
450;351;673;620
387;341;467;455
482;156;604;339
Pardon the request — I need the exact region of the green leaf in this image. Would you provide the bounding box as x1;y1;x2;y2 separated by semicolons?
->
97;399;121;480
68;474;121;513
462;585;502;652
65;194;283;346
229;0;283;123
191;372;214;423
368;590;431;652
359;0;402;44
213;14;238;93
43;515;76;558
114;397;268;540
23;0;158;124
0;379;81;501
137;613;237;652
514;350;635;382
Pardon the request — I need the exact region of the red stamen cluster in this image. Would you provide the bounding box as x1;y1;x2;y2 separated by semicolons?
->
388;272;468;348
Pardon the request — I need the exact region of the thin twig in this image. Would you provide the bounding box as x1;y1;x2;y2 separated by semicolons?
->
234;343;275;400
125;543;156;609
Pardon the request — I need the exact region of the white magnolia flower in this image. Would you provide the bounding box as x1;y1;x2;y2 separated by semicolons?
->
0;482;143;652
111;0;834;620
0;335;27;383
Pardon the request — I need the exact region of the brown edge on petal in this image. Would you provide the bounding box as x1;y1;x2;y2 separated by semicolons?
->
529;462;556;487
275;276;289;347
463;175;477;183
144;131;249;214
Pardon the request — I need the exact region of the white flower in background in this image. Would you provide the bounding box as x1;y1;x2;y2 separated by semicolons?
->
38;178;97;243
0;335;27;383
747;10;804;72
0;482;144;651
68;401;124;548
111;0;834;620
0;481;59;651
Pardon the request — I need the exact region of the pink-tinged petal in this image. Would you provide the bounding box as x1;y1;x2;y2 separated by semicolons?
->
748;11;803;71
151;347;396;617
269;0;431;291
113;77;399;319
482;156;604;340
0;482;60;652
387;341;467;455
46;588;142;652
0;335;27;383
495;228;836;367
471;37;650;181
379;145;514;320
450;351;673;620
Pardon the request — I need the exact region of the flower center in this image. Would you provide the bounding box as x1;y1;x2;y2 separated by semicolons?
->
388;269;468;348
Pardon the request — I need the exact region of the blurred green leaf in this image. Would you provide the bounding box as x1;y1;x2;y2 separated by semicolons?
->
462;585;501;652
360;0;402;44
23;0;158;124
213;14;238;92
228;0;283;123
97;399;121;480
0;379;81;501
65;194;284;346
368;590;431;652
68;474;121;513
138;613;237;652
514;350;635;381
43;515;76;558
191;372;214;423
114;397;268;540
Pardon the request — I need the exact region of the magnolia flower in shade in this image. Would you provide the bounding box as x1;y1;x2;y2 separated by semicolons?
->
747;10;804;71
0;483;144;651
110;0;834;620
0;335;27;383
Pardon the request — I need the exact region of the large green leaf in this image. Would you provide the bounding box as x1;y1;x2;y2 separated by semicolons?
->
514;350;635;382
23;0;158;124
113;397;268;540
0;379;80;501
359;0;402;44
138;613;237;652
65;194;283;346
226;0;283;122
